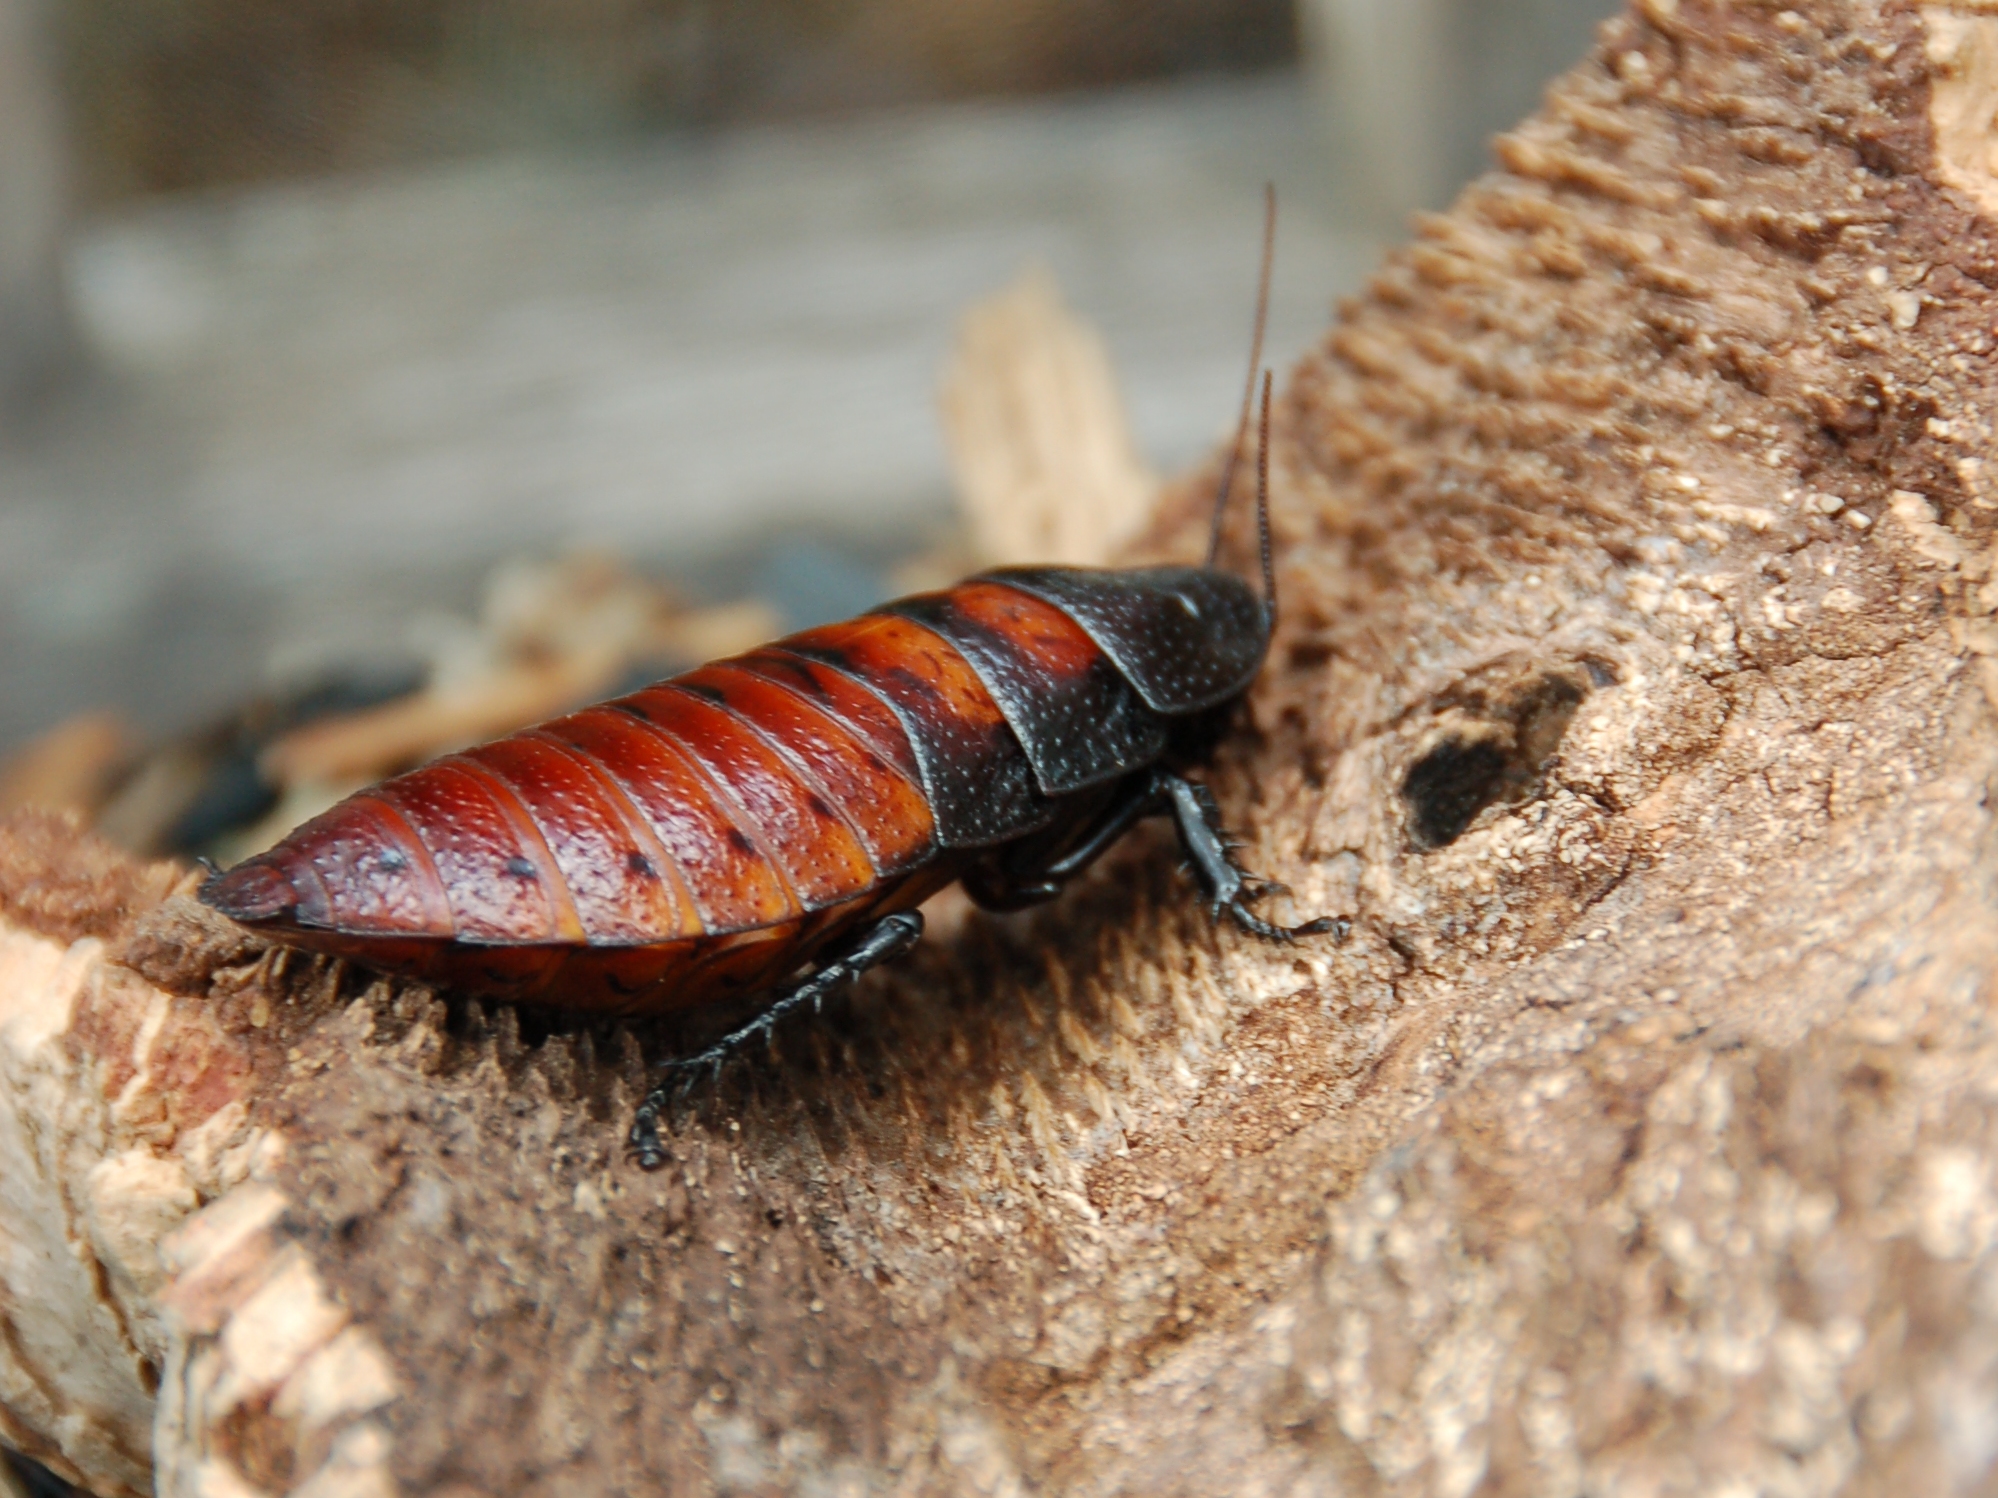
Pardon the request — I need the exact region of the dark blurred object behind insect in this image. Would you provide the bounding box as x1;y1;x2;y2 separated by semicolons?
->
4;1446;82;1498
198;190;1339;1166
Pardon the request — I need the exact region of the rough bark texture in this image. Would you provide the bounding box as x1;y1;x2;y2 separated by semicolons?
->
7;2;1998;1493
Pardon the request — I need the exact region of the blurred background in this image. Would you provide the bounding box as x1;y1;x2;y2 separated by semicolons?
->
0;0;1619;874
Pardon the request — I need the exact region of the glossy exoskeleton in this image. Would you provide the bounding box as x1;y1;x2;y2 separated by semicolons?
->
200;194;1336;1167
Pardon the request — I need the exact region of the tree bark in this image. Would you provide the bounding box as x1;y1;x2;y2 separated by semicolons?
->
7;2;1998;1493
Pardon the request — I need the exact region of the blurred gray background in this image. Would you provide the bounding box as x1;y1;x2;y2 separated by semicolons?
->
0;0;1620;755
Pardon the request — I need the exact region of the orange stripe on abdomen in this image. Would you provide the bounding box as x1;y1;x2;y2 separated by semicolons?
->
542;706;798;933
778;613;1053;849
458;733;701;944
676;661;936;875
732;649;923;785
945;580;1105;675
625;685;879;910
784;614;1008;745
371;760;569;943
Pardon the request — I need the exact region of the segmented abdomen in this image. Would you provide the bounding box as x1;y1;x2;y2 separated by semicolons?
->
204;576;1155;969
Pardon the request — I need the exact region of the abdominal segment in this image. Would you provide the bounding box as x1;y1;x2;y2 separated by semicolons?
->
256;866;953;1017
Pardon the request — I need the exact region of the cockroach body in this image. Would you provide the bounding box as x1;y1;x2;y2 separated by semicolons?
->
200;194;1336;1166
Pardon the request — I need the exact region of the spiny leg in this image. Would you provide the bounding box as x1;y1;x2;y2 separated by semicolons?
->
628;911;924;1170
1159;772;1346;942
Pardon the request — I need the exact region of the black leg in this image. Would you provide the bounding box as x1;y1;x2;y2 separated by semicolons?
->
964;773;1170;912
960;868;1066;911
1159;773;1347;942
964;766;1344;945
628;910;924;1169
1040;777;1169;880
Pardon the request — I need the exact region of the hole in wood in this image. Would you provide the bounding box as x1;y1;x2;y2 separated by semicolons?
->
1402;669;1592;849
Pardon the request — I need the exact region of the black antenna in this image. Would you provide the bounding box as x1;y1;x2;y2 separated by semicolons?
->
1256;368;1275;617
1207;184;1277;570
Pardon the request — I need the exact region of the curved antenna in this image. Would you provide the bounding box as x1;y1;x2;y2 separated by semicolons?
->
1256;368;1275;618
1206;184;1277;570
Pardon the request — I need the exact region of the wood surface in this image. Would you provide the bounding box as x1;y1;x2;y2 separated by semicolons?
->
6;2;1998;1492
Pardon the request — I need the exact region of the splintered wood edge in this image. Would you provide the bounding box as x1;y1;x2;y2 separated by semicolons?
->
0;906;402;1498
939;265;1158;569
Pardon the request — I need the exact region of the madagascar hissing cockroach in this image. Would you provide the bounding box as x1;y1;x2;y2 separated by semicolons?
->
200;191;1339;1168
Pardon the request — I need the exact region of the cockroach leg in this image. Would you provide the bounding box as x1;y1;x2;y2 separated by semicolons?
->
1160;773;1347;943
628;911;925;1169
963;772;1169;912
959;868;1065;912
965;766;1343;943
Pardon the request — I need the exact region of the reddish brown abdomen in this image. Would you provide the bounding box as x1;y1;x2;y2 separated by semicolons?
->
201;574;1154;1009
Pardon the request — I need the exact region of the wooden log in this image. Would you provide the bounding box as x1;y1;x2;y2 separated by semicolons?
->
8;2;1998;1492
